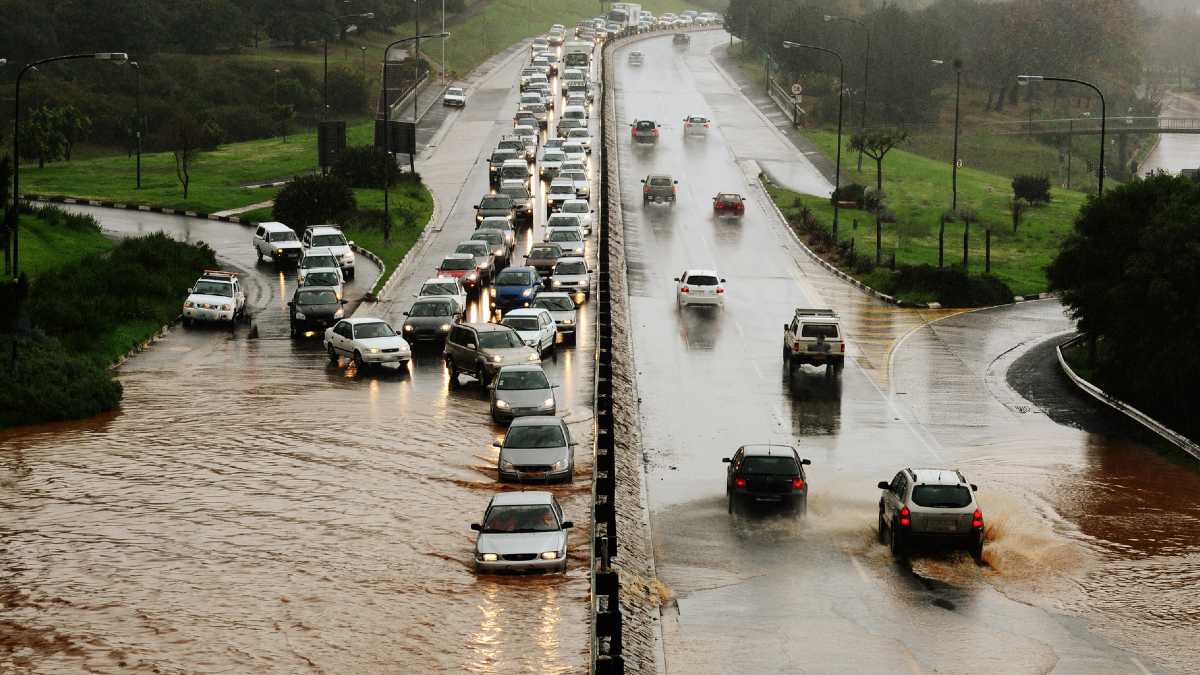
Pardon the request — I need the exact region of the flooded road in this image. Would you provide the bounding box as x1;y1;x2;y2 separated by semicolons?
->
617;31;1199;674
1141;90;1200;175
1;41;596;673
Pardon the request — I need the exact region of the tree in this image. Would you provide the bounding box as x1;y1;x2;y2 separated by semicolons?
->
20;107;66;169
57;105;93;162
270;104;295;142
156;112;221;199
848;129;908;195
272;174;355;229
1009;197;1030;233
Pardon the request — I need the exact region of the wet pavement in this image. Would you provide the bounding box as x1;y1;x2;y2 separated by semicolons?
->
1141;90;1200;176
1;41;597;673
616;31;1198;674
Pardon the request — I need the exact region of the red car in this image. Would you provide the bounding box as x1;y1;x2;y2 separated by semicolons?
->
713;193;745;215
437;253;483;290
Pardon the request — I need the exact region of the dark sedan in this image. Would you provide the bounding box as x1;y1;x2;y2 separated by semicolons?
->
402;297;461;345
288;286;347;336
723;444;812;515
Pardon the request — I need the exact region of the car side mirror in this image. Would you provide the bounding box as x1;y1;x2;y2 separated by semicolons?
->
877;481;891;490
403;311;410;316
721;457;731;463
340;299;348;305
470;523;482;531
348;240;355;247
970;483;978;492
473;204;479;209
801;459;812;465
492;441;502;448
286;301;293;307
673;180;679;184
720;278;727;283
784;323;789;331
639;178;646;183
561;521;574;529
673;277;680;282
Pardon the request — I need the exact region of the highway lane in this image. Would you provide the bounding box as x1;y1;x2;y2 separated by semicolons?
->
0;39;597;673
614;31;1195;674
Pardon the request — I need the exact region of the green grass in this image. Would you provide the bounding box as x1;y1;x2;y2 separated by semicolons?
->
347;184;434;294
96;319;167;365
764;127;1089;298
7;212;113;282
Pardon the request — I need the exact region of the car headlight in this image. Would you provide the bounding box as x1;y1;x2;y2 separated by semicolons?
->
333;308;344;319
295;311;307;319
506;213;514;221
298;275;306;284
499;459;515;470
563;318;574;325
489;288;497;297
540;551;559;560
528;352;540;362
481;553;499;562
521;288;532;297
492;355;503;363
342;252;355;263
274;248;284;255
541;397;555;408
368;348;380;354
476;215;484;222
467;272;478;280
184;301;194;308
404;324;414;332
479;260;490;269
440;323;451;332
221;304;232;311
551;279;561;287
495;399;511;409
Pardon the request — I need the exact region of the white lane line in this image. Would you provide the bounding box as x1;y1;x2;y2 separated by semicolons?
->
750;360;764;380
850;555;870;584
905;653;924;675
1129;657;1153;675
734;321;745;337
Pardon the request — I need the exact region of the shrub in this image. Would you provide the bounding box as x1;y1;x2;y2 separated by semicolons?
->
272;174;357;229
890;264;1013;306
331;145;391;188
831;183;866;207
326;66;371;116
0;331;123;428
1012;174;1052;204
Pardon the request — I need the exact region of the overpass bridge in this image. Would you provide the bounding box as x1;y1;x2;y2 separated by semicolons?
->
989;116;1200;136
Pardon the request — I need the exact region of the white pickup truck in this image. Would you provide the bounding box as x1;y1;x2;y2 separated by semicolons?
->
783;308;845;376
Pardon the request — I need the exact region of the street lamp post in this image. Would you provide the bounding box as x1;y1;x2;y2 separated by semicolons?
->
382;32;450;237
1018;74;1106;194
824;15;871;172
131;61;142;190
360;46;368;80
783;41;845;232
324;12;375;118
932;59;962;211
9;52;128;278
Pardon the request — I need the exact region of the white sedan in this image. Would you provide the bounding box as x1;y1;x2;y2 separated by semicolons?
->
324;317;412;369
566;128;592;153
674;269;726;309
683;114;711;135
443;86;467;107
559;199;594;234
416;277;468;315
501;308;558;355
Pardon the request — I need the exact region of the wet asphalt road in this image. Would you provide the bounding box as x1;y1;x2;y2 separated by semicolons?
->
616;31;1198;674
1142;90;1200;176
0;42;597;673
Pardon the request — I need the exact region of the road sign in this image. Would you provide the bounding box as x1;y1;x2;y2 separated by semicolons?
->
791;83;803;96
956;159;964;168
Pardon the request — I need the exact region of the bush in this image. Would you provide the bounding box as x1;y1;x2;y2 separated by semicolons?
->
331;145;391;188
272;174;357;229
0;331;123;428
831;183;866;207
326;66;371;116
1012;175;1052;204
890;264;1013;306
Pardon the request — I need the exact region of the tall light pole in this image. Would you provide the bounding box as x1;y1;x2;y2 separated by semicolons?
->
131;61;142;190
10;52;128;278
783;41;845;231
413;0;422;128
382;32;450;237
324;12;375;118
441;0;447;84
824;14;871;172
932;59;962;211
1018;74;1106;194
360;46;367;80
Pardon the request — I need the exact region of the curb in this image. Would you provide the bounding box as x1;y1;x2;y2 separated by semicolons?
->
20;194;249;224
108;315;182;371
1056;335;1200;462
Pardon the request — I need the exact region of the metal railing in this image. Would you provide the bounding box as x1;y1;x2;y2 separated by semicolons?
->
989;116;1200;136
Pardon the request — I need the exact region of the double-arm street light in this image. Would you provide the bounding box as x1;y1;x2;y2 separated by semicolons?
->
783;41;846;232
824;14;871;172
324;12;376;118
9;52;129;278
131;61;142;190
381;32;450;234
932;59;963;211
1018;74;1107;194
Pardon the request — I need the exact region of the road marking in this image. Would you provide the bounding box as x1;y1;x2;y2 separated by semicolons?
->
733;321;745;337
750;360;764;380
850;555;870;584
1129;657;1153;675
905;652;924;675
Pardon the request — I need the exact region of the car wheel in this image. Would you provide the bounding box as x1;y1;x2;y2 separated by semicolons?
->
327;344;338;364
970;538;985;565
347;269;355;281
889;520;908;559
353;350;365;370
289;322;297;337
478;362;492;386
182;317;193;327
447;357;460;387
256;248;263;262
877;511;887;544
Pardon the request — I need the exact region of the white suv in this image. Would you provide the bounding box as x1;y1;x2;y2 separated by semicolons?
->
252;221;304;265
877;468;985;562
302;225;356;280
183;270;246;326
674;269;726;309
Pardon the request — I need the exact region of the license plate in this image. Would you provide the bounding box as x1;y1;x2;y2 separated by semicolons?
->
809;343;831;353
523;471;546;479
930;519;959;533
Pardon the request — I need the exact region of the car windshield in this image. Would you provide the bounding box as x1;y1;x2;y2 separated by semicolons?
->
636;121;656;130
480;197;512;209
556;261;586;274
562;203;588;214
544;152;565;162
303;255;338;268
409;301;452;317
560;171;586;182
441;258;475;270
479;330;524;348
500;188;529;200
548;217;580;228
301;272;339;287
495;270;534;285
192;280;232;297
801;323;839;339
505;424;566;449
269;231;297;242
503;317;540;332
525;103;546;113
717;194;740;202
493;152;517;162
496;369;550;390
741;456;799;474
529;246;559;258
457;245;488;257
686;275;719;286
550;184;575;195
535;296;575;311
354;322;395;339
483;504;558;533
310;234;346;247
421;282;458;296
474;231;503;245
564;145;584;154
568;130;589;138
297;289;338;305
649;177;673;187
912;485;973;508
448;88;464;95
549;230;582;242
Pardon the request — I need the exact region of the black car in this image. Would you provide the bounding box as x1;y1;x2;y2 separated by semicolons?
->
497;182;535;226
673;32;690;45
288;286;347;336
475;194;517;225
489;149;521;186
722;445;812;515
402;296;461;345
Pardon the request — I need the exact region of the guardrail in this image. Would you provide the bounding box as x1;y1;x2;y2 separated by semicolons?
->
988;116;1200;136
767;75;802;127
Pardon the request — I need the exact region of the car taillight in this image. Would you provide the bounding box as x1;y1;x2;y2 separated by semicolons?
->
972;509;983;529
643;186;650;193
791;478;805;489
734;477;746;487
899;506;911;527
792;343;800;352
716;287;724;294
680;286;689;293
840;343;845;352
704;123;709;128
672;185;677;192
631;129;636;137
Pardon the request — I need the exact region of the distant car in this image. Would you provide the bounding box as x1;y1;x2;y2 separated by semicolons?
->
533;292;578;343
546;179;578;215
443;86;467;107
324;317;411;370
298;247;342;286
557;169;591;200
549;256;591;300
497;180;534;226
455;240;496;283
713;193;745;215
641;174;678;204
416;276;468;315
252;221;303;265
521;101;549;129
514;110;540;131
182;270;246;326
546;212;584;235
561;142;587;166
288;285;346;336
723;444;812;515
557;118;588;137
557;200;593;233
471;229;511;269
489;148;522;186
531;38;550;53
540;149;567;181
302;225;355;280
479;216;517;247
471;491;573;573
501;307;558;355
628;50;644;66
297;267;344;299
545;227;585;257
475;194;516;225
675;268;726;309
525;242;564;278
566;128;592;153
494;416;575;483
444;322;539;386
437;252;484;291
673;32;691;45
489;364;557;422
683;114;711;135
491;265;544;312
631;119;660;143
401;296;460;345
878;468;985;562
